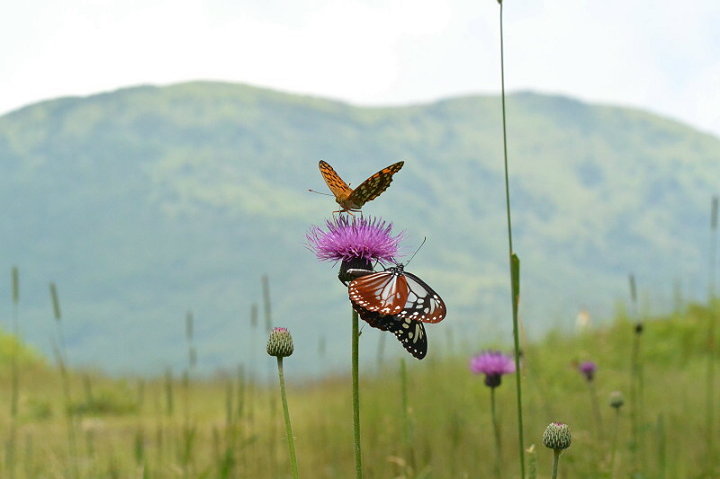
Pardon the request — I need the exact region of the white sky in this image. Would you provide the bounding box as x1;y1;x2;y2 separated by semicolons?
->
2;0;720;136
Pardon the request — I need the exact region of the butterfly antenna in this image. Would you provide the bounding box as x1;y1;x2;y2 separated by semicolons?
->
308;188;334;197
403;237;427;267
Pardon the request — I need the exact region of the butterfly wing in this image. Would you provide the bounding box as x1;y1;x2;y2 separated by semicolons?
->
348;269;409;316
354;305;427;360
396;271;447;323
347;161;404;207
319;161;353;202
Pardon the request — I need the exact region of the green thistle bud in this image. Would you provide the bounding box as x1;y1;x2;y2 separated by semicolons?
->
267;327;294;358
543;422;571;451
609;391;624;409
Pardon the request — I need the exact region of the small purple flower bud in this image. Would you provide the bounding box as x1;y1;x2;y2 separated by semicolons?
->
543;422;571;451
609;391;624;409
267;327;294;358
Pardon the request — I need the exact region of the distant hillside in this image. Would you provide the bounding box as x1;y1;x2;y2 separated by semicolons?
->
0;81;718;376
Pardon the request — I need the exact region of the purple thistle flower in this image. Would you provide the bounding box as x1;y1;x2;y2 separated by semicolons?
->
578;361;597;382
307;216;402;281
470;350;516;388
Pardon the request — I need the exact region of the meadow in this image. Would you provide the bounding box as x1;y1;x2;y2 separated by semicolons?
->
1;7;718;479
0;299;718;478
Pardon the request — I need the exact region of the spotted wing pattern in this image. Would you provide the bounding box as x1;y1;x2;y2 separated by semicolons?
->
348;265;446;323
318;161;353;202
394;271;447;324
318;161;404;211
354;305;427;360
347;161;404;207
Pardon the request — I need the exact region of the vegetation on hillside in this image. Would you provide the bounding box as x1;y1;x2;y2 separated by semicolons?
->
0;82;718;375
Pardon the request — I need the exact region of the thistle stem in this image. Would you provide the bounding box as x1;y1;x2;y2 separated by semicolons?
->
276;357;299;479
550;449;561;479
490;387;502;479
352;309;363;478
610;408;620;477
498;2;526;477
587;381;604;441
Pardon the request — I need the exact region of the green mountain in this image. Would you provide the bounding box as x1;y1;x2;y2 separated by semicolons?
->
0;81;717;375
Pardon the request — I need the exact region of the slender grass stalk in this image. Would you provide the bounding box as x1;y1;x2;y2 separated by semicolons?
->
352;309;363;478
23;434;34;479
587;381;603;441
164;368;174;417
247;305;258;430
49;282;79;479
186;310;196;369
490;387;502;479
184;311;195;441
656;413;666;479
399;358;415;472
526;445;537;479
628;273;643;472
137;378;145;411
497;2;526;476
262;275;273;333
276;356;300;478
134;427;146;466
7;266;20;479
181;369;193;479
705;195;718;473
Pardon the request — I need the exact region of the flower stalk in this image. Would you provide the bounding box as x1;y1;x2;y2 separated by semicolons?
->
490;387;502;479
543;423;571;479
267;328;299;479
352;308;363;479
470;351;515;479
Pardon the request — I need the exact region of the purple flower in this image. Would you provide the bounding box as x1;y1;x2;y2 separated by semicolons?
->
578;361;597;382
307;215;401;264
470;351;516;388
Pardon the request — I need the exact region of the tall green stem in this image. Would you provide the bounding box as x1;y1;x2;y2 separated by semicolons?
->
399;358;415;472
490;387;502;479
352;309;363;478
587;381;604;441
276;357;299;479
609;408;620;478
8;267;20;479
550;450;561;479
705;195;718;473
498;2;526;477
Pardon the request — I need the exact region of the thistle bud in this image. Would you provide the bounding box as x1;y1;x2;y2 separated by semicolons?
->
609;391;624;409
267;327;294;358
543;422;571;451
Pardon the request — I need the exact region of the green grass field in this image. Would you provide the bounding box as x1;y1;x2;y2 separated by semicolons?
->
0;301;717;478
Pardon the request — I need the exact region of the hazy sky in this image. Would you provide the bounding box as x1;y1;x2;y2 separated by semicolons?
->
2;0;719;136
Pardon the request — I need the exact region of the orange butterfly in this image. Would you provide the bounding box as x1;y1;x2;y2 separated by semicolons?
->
318;160;404;213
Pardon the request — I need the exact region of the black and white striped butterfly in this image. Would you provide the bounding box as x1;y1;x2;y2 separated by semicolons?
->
347;263;447;323
353;304;427;360
345;263;445;359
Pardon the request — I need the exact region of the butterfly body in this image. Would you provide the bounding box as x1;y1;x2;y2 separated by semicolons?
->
318;160;404;213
